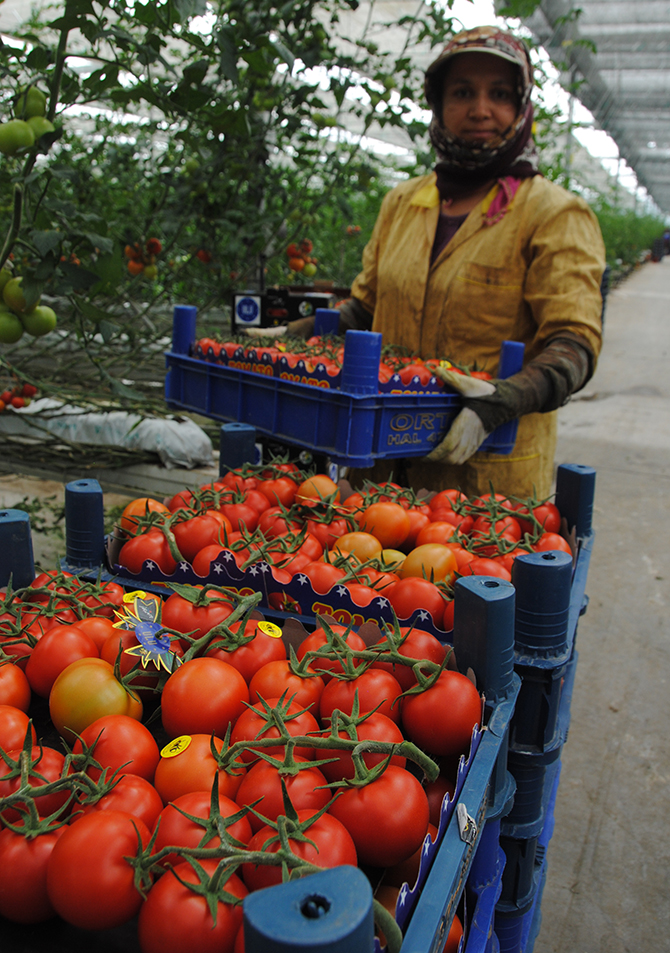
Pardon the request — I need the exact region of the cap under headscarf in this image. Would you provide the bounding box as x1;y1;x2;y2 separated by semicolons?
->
425;26;540;203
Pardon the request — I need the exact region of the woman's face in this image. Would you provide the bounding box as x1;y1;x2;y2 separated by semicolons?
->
441;51;519;142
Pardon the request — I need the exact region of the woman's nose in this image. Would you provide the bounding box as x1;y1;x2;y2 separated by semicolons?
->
468;91;493;117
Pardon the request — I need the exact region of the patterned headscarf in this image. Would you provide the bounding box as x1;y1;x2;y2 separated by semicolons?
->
424;26;540;202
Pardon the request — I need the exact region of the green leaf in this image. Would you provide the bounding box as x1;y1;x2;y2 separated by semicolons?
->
21;278;45;312
173;0;208;21
270;37;295;72
59;262;101;291
26;46;52;69
76;298;117;325
83;233;114;255
183;59;209;85
30;230;62;257
217;29;239;84
99;319;120;342
85;251;124;297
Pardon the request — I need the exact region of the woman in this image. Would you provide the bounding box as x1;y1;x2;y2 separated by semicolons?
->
293;26;605;498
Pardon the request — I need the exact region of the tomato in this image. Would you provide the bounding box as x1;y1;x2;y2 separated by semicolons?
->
235;757;331;833
305;516;351;549
300;561;346;594
0;662;31;711
319;711;405;782
319;668;403;725
220;500;259;532
0;745;69;821
402;670;481;757
401;544;458;585
161;657;249;738
166;488;195;512
415;520;458;546
248;659;325;712
295;474;340;505
403;508;431;551
257;476;298;507
161;588;234;643
471;513;522;542
25;569;75;602
328;765;430;867
460;557;512;581
533;532;572;555
119;497;170;535
72;714;160;782
372;626;447;691
153;734;245;804
0;825;66;923
242;809;358;891
80;580;126;618
138;859;246;953
49;657;143;743
173;513;233;563
77;774;164;830
296;623;367;681
230;695;320;763
258;507;301;537
383;822;438;889
386;577;446;628
118;529;177;576
431;508;474;535
331;531;382;562
399;362;432;386
207;619;288;684
513;500;561;536
359;502;410;549
429;489;467;512
25;624;99;698
47;810;150;929
75;615;117;650
424;775;457;828
151;791;252;870
0;704;35;750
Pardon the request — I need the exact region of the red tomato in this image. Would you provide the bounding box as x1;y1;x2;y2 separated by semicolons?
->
153;734;245;804
416;521;458;546
220;501;259;532
257;476;298;507
0;704;35;750
430;508;474;535
49;657;143;743
319;668;403;725
0;662;31;711
296;623;367;681
80;580;125;618
0;825;66;923
513;500;561;536
248;659;325;712
471;513;522;542
161;657;249;738
76;615;117;651
25;624;99;698
117;529;177;576
235;757;330;832
319;711;405;782
300;561;346;594
403;508;431;550
386;577;446;628
0;745;69;821
173;514;233;563
429;489;467;512
151;790;252;870
424;775;456;828
229;695;320;762
372;626;447;691
242;809;358;891
46;811;150;929
72;714;160;782
461;558;512;581
304;516;351;550
160;588;234;643
206;619;288;684
402;670;482;756
119;497;170;534
138;859;247;953
77;774;164;830
328;765;430;867
533;532;572;555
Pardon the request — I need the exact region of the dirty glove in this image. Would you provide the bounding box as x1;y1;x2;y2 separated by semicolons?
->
243;325;287;338
426;336;595;465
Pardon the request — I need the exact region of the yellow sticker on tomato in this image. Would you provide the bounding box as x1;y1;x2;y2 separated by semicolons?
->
160;735;192;758
258;620;282;639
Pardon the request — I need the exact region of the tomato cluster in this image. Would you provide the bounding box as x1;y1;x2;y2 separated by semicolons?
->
285;238;317;277
114;466;569;639
0;559;476;950
195;333;492;395
124;237;162;280
0;380;38;411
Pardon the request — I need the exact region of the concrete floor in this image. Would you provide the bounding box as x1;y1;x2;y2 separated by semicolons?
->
0;260;667;952
535;258;670;952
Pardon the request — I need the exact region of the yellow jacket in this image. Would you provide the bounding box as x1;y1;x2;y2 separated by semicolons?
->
350;174;605;498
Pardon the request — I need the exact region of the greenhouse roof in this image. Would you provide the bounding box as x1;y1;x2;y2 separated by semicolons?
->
511;0;670;214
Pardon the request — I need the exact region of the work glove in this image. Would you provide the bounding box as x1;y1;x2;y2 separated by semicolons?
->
426;336;595;465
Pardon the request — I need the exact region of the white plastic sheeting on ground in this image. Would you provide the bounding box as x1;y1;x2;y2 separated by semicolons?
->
0;398;214;469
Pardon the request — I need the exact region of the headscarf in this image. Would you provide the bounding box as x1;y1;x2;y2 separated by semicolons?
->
424;26;540;204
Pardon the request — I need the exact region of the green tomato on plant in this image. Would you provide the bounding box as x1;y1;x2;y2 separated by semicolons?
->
0;120;35;156
22;305;57;337
26;116;55;140
0;269;12;295
2;277;36;313
0;312;24;344
14;87;47;120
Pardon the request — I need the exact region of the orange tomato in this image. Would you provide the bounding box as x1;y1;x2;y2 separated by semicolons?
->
119;497;170;535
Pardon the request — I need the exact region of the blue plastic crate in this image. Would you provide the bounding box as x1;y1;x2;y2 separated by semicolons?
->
164;306;524;466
